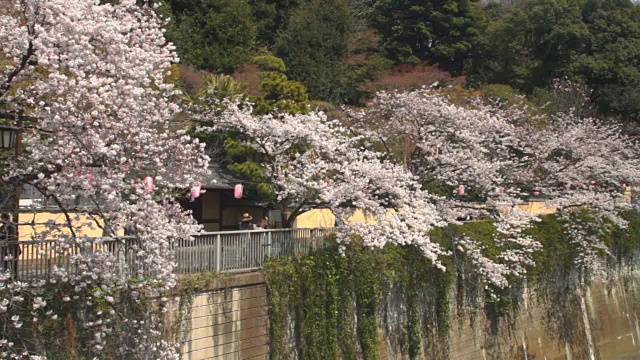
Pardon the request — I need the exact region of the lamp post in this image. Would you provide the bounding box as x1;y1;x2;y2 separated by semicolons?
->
0;125;16;149
0;124;20;235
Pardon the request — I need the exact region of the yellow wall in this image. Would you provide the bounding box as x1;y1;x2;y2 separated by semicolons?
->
17;212;107;241
293;209;381;228
515;201;557;215
293;209;335;228
293;201;564;228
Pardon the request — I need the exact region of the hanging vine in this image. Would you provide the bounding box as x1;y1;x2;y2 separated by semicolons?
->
264;210;640;360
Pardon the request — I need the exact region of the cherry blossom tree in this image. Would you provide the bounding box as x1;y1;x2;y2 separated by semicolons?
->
349;89;640;284
194;99;450;267
195;77;640;292
0;0;208;358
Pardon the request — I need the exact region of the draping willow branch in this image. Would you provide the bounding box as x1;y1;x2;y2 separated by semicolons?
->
0;0;210;358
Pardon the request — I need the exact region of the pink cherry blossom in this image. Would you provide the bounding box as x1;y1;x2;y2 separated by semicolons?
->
0;0;208;357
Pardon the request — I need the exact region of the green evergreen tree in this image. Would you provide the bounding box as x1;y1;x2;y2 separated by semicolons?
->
469;0;640;121
250;0;307;46
469;0;588;91
168;0;257;73
249;55;311;114
275;0;363;103
372;0;486;74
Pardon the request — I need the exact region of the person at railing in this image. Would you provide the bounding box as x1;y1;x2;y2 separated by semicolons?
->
239;213;254;230
257;217;269;230
0;213;20;281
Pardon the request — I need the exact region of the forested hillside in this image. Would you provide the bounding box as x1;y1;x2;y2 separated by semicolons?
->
161;0;640;122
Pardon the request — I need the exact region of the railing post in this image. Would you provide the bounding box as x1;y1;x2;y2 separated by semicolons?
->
266;231;272;259
215;234;221;273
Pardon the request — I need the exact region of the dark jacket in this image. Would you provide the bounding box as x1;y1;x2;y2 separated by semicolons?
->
0;221;20;256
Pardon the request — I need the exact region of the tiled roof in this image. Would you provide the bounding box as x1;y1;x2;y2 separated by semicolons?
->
199;164;244;190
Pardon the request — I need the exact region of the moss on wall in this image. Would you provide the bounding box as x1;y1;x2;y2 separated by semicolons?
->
264;210;640;359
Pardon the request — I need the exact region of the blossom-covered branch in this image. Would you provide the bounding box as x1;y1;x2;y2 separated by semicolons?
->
0;0;209;357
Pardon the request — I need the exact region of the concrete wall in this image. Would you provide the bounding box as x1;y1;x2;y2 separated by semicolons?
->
17;211;108;240
170;273;269;360
381;276;640;360
173;272;640;360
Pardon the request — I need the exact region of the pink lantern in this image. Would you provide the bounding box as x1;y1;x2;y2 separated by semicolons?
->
144;176;155;192
87;173;94;187
234;184;243;199
533;191;540;196
622;183;627;189
534;186;540;191
458;184;465;196
191;181;202;199
591;180;596;185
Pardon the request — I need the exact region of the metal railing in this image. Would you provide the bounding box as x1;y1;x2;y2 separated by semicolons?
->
0;228;334;281
0;237;142;283
175;228;333;274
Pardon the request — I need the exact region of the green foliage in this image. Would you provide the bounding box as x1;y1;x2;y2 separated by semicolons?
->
259;72;308;103
372;0;486;74
223;136;275;198
265;210;640;358
265;235;455;360
198;74;249;101
168;0;257;73
470;0;640;121
250;0;306;46
251;55;287;72
275;0;365;104
481;84;533;110
248;55;311;115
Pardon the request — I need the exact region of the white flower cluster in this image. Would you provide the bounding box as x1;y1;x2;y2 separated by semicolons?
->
198;89;640;290
351;89;640;285
1;0;208;357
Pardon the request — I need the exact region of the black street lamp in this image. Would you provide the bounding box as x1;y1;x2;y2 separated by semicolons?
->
0;125;16;150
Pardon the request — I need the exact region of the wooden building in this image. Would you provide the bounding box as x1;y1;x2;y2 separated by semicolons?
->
183;165;280;231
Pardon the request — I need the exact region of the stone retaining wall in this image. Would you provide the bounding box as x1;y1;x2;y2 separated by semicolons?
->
172;272;640;360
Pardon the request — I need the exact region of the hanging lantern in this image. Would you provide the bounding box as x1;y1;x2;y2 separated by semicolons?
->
533;191;541;196
622;183;627;189
234;184;243;199
534;186;540;191
191;181;202;199
144;176;155;192
87;173;94;188
458;184;465;196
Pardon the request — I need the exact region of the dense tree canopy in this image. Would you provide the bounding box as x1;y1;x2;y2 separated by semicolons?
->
193;88;640;287
372;0;486;73
469;0;640;121
168;0;257;73
274;0;361;103
250;0;306;45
